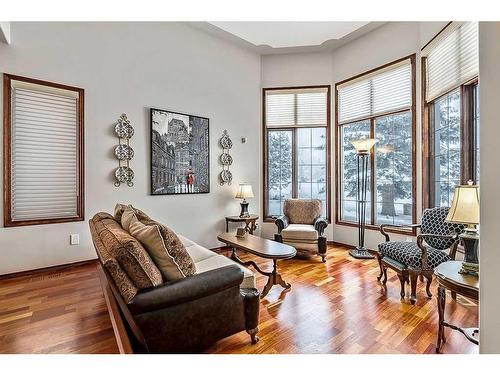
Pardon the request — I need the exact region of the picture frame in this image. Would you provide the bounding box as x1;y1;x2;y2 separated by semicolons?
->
150;108;210;195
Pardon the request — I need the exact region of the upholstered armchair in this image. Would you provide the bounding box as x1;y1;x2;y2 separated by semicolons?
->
274;199;328;262
376;207;465;305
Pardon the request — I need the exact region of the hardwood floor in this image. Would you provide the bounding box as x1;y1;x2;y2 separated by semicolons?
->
0;244;478;354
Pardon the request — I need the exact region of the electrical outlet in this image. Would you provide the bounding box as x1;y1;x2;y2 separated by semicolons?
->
70;234;80;245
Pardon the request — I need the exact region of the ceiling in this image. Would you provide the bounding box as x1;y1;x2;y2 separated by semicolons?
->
195;22;385;54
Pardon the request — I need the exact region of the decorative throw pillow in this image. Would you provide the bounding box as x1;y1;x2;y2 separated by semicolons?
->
114;203;150;223
124;208;196;281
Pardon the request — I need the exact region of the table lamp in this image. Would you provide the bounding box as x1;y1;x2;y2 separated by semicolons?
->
446;180;480;276
349;138;377;259
235;183;254;218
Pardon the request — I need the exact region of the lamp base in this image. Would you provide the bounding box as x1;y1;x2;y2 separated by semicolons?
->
349;247;374;259
459;231;479;277
459;261;479;277
239;201;250;218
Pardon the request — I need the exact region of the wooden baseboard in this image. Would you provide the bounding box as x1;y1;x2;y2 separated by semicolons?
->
0;259;98;281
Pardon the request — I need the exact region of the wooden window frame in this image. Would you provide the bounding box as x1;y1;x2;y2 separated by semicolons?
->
421;57;479;209
262;85;332;223
334;54;417;236
3;73;85;227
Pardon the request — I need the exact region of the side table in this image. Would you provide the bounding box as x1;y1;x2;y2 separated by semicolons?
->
225;214;259;235
435;261;479;353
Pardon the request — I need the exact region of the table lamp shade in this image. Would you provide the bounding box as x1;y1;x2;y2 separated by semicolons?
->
350;138;377;154
235;183;254;200
446;183;480;225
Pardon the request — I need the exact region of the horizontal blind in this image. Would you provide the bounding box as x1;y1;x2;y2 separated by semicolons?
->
425;22;478;102
265;87;328;127
11;86;79;221
338;60;412;124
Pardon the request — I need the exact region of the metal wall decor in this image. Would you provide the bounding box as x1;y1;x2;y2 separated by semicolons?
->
219;130;233;185
114;113;135;187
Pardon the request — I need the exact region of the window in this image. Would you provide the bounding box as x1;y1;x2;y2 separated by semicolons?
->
263;86;330;220
336;55;416;230
3;74;84;227
422;22;479;208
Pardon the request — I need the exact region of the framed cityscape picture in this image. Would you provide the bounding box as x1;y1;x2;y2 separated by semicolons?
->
150;108;210;195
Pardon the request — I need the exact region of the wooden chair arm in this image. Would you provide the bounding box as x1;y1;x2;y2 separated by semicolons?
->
380;224;421;242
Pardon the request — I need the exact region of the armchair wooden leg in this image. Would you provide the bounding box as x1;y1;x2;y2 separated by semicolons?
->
397;274;406;299
382;265;388;285
424;272;433;298
409;270;418;305
451;291;457;300
320;254;326;263
376;253;384;281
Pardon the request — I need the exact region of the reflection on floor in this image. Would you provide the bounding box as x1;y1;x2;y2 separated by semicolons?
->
0;244;478;354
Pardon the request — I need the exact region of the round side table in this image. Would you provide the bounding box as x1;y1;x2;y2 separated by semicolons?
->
435;261;479;353
225;214;259;235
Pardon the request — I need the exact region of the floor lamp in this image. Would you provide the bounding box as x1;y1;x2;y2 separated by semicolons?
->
349;138;377;259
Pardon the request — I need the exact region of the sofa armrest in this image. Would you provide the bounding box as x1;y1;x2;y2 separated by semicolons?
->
275;215;290;233
313;217;328;236
128;265;244;315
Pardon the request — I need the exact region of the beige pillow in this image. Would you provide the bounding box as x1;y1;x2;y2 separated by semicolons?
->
125;209;196;281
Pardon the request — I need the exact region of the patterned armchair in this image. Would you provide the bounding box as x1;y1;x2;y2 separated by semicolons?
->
274;199;328;262
376;207;464;305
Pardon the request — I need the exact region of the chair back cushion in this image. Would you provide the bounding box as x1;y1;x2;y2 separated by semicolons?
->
283;199;322;224
89;212;163;303
421;207;464;249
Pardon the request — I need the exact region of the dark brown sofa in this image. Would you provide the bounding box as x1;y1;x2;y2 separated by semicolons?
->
89;211;260;353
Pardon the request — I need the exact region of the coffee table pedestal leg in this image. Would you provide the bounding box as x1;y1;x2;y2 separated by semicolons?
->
436;285;446;352
261;259;291;298
230;248;291;298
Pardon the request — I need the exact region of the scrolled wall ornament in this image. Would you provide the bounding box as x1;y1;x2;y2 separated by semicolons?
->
219;130;233;186
114;113;135;187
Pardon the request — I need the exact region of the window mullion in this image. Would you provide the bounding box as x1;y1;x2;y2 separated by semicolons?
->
292;128;298;199
370;117;376;226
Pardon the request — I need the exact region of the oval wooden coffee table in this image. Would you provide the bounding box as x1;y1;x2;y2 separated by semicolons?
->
217;232;297;298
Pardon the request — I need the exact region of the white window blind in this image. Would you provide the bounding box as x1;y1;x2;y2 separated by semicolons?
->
10;81;80;222
424;22;478;102
337;60;412;124
265;87;328;127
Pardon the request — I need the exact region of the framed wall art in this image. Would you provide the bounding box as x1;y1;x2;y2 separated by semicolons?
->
150;108;210;195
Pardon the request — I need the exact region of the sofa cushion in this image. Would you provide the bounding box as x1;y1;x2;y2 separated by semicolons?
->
126;209;196;281
184;242;217;263
195;254;256;289
283;199;322;225
90;212;162;301
282;224;318;241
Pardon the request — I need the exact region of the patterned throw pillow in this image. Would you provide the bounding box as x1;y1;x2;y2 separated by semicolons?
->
122;207;196;281
114;203;150;223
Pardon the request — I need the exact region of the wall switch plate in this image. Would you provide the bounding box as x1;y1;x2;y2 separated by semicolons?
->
70;234;80;245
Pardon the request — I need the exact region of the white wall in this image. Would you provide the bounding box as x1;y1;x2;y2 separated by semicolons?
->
0;22;11;44
0;22;261;275
478;21;500;354
261;22;448;249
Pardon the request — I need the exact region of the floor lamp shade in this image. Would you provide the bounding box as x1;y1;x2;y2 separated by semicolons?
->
349;138;377;259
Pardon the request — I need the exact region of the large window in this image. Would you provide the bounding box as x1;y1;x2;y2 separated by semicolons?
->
263;86;330;220
422;22;479;208
336;55;416;231
3;74;84;227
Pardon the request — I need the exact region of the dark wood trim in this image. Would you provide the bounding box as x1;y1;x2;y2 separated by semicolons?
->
421;56;479;208
420;22;453;51
334;54;417;235
262;85;332;222
97;264;134;354
421;56;431;209
3;73;85;227
0;259;97;281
